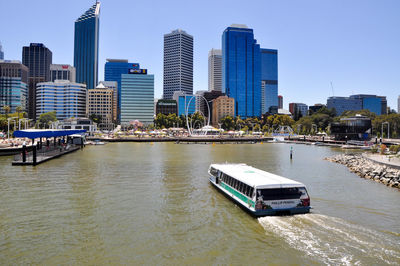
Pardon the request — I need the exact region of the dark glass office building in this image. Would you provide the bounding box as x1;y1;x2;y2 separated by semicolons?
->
105;59;140;121
330;116;372;140
74;2;100;91
222;24;261;118
197;90;225;122
260;48;278;114
156;99;177;115
22;43;52;119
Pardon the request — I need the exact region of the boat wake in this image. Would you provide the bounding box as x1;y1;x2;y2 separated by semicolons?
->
258;214;400;265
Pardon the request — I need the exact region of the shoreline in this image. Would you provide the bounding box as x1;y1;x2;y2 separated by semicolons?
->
325;153;400;189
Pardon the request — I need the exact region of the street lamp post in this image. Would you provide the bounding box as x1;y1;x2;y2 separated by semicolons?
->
7;117;17;139
312;124;317;135
382;122;389;140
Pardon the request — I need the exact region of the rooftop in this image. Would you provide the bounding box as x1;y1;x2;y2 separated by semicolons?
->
76;2;100;22
230;24;248;28
106;59;128;63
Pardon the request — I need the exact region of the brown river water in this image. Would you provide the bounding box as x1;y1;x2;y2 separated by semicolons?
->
0;142;399;265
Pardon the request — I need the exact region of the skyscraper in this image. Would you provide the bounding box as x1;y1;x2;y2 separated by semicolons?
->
74;2;100;91
105;59;140;121
398;95;400;114
163;29;193;99
260;48;278;114
0;60;29;114
22;43;52;119
222;24;261;118
208;49;222;92
121;68;154;124
0;42;4;60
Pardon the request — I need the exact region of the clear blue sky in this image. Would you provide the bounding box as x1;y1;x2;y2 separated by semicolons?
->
1;0;399;109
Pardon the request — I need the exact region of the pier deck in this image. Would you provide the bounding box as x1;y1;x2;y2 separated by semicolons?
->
12;145;81;166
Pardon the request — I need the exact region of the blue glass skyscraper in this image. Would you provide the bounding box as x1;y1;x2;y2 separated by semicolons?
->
260;48;278;114
105;59;140;121
74;2;100;90
222;24;261;118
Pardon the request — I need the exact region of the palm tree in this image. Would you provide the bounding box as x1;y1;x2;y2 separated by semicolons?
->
16;106;22;129
2;105;11;119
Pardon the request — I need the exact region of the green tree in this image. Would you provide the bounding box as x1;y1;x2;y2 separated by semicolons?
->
220;115;235;130
189;112;205;129
38;111;57;128
341;109;377;120
154;113;167;129
89;113;102;124
0;116;7;131
2;105;11;119
235;116;245;131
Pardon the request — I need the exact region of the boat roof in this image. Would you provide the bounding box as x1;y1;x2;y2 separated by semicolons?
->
210;163;305;189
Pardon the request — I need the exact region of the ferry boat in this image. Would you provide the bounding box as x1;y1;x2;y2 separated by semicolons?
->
208;163;311;216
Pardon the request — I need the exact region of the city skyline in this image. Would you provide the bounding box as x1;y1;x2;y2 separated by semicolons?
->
1;0;399;109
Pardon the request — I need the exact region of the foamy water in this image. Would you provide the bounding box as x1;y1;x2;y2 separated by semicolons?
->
259;214;400;265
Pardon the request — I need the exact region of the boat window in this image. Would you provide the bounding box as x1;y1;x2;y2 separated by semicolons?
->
248;187;253;197
244;185;250;196
239;182;244;193
210;167;218;177
258;187;303;201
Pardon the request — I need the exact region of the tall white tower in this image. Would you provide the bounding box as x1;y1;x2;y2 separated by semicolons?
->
208;49;222;91
163;29;193;99
398;95;400;114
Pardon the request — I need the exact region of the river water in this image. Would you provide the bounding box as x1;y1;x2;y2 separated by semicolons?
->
0;143;399;265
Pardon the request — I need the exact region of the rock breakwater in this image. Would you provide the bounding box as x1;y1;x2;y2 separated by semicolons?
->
325;154;400;189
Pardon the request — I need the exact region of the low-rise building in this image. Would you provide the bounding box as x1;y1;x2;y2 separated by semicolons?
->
173;91;195;116
196;90;225;122
88;83;114;129
289;103;308;117
57;118;97;135
327;94;387;115
156;99;177;115
330;115;371;140
309;104;325;114
36;80;87;120
0;60;29;114
212;96;235;127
